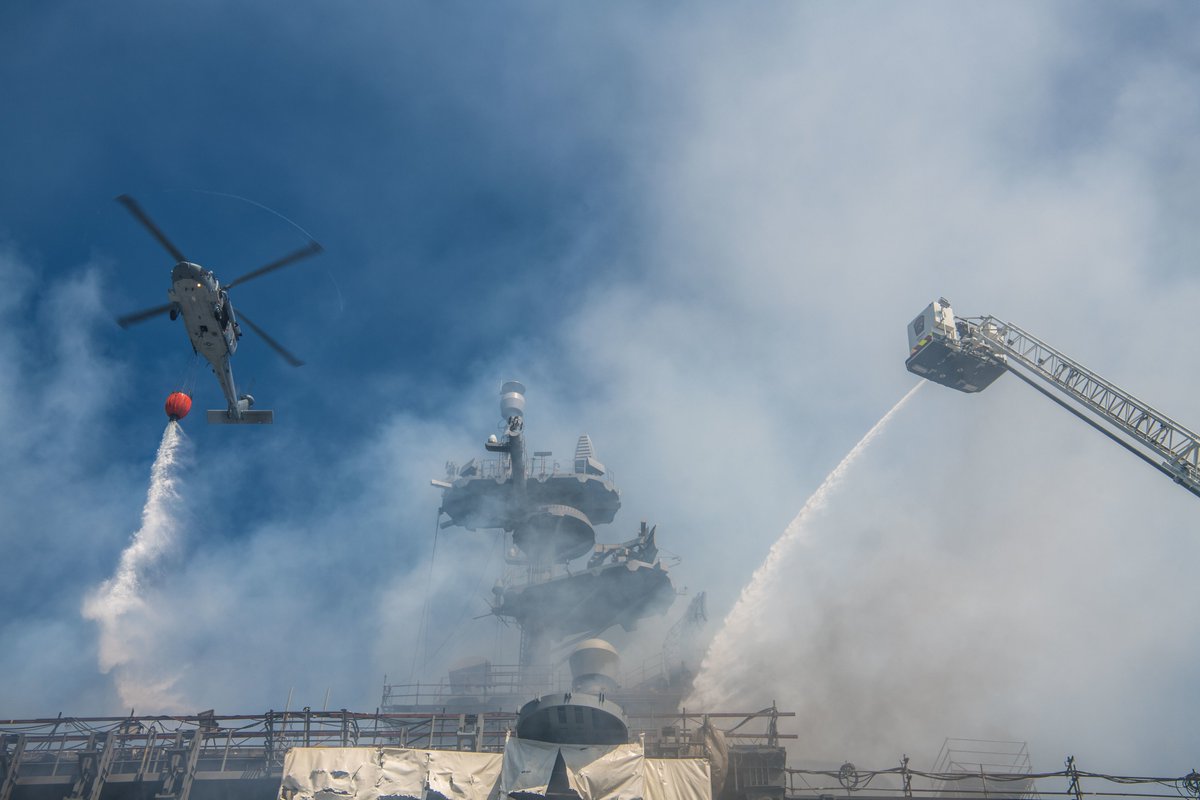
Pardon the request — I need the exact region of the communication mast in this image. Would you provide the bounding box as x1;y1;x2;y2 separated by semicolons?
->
432;381;674;688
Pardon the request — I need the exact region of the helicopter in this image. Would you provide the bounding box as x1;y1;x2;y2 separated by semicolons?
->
115;194;323;424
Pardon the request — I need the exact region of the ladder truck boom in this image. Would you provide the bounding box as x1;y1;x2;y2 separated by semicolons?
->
905;298;1200;499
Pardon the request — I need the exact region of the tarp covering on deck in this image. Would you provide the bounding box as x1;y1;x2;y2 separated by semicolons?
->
643;758;711;800
501;740;643;800
280;747;501;800
279;743;710;800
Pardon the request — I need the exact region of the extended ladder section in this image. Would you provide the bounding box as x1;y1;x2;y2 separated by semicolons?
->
906;299;1200;499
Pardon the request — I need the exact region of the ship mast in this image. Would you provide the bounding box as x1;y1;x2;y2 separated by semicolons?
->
435;381;673;691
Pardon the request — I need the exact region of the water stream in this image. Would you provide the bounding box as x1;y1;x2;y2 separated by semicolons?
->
689;382;922;708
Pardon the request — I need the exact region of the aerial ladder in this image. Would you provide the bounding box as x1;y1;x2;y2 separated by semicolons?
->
905;298;1200;499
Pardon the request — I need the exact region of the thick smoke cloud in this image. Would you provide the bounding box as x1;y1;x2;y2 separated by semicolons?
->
0;246;143;714
503;3;1200;774
2;1;1199;780
691;383;924;710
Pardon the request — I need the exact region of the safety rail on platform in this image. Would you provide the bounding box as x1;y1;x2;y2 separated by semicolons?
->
381;655;693;714
0;710;521;783
0;706;792;764
381;664;560;710
442;454;616;484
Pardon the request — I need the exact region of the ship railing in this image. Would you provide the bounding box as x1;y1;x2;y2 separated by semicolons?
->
381;665;563;709
0;710;522;783
454;456;611;482
783;756;1200;800
631;709;797;750
620;651;689;690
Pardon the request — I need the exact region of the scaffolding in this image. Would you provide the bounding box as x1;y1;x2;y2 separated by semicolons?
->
0;710;512;800
0;707;793;800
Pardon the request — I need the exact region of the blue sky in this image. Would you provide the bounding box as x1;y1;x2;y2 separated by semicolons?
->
3;0;1200;777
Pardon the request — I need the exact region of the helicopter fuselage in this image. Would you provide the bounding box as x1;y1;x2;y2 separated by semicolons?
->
115;194;313;426
167;261;239;363
166;261;258;420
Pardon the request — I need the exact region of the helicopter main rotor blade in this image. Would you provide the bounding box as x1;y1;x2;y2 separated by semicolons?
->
116;303;174;329
116;195;188;263
236;310;305;367
225;240;323;290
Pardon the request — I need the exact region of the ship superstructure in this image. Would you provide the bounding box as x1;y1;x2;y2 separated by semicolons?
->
431;381;674;683
381;381;793;800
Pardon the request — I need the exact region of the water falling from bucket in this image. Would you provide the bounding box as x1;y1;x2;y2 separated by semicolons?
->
83;420;189;709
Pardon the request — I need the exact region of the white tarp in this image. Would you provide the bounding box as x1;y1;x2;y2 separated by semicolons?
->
376;748;430;800
501;738;576;798
280;744;709;800
280;747;384;800
565;743;644;800
426;749;504;800
281;747;501;800
644;759;711;800
501;740;644;800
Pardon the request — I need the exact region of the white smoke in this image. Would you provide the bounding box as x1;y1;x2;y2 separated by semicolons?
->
82;420;190;710
3;5;1198;772
689;382;922;709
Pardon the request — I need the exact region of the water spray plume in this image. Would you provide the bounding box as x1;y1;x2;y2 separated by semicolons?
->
689;382;922;708
82;420;189;708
